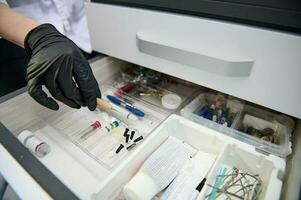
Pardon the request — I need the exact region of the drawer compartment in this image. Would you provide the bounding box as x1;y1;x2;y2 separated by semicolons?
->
108;65;199;112
181;92;293;157
181;92;244;128
92;115;285;200
200;144;283;200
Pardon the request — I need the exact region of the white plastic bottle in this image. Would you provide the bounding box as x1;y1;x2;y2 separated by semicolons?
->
18;130;51;158
123;136;196;200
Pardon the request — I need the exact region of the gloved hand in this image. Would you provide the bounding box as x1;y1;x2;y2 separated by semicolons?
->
24;23;101;111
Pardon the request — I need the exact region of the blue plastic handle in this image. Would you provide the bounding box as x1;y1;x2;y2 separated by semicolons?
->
107;95;122;105
107;95;145;117
125;105;145;117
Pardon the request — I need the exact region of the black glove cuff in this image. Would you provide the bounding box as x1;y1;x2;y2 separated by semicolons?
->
24;23;60;57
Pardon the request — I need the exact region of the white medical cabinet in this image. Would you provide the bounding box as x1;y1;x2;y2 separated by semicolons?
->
0;1;301;200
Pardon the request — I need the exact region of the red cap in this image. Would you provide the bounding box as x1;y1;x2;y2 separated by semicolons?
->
92;121;102;129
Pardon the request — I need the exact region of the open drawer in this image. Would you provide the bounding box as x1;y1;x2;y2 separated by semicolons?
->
0;56;297;200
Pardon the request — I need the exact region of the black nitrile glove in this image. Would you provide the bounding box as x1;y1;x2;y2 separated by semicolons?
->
24;24;101;111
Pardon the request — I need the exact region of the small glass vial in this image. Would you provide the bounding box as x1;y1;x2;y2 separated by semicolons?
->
18;130;51;158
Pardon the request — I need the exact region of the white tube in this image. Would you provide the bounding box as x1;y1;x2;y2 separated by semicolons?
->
123;137;196;200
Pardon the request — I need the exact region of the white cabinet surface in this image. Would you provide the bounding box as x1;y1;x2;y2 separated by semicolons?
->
86;3;301;119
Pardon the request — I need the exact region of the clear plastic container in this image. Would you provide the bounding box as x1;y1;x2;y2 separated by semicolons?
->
181;93;244;128
181;93;292;157
232;105;292;157
111;67;199;112
41;84;169;170
200;144;283;200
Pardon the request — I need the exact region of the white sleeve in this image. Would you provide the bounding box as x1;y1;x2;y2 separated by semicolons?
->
0;0;8;6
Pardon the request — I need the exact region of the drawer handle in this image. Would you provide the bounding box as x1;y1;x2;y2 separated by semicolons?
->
136;33;253;77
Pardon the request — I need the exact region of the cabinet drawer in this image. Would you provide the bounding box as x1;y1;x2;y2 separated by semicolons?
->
85;3;301;119
0;57;297;200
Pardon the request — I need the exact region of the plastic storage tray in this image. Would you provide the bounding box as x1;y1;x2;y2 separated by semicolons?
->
40;84;168;170
232;105;292;157
181;93;244;128
92;115;285;200
110;67;199;113
200;144;283;200
181;93;292;157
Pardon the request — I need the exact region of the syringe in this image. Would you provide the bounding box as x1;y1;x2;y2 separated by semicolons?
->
79;121;102;139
